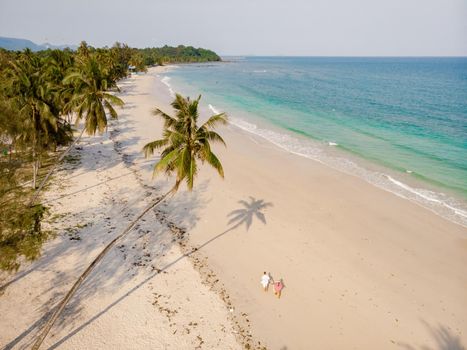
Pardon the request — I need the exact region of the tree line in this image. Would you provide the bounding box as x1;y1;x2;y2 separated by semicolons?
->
1;38;228;349
138;45;221;65
0;41;222;271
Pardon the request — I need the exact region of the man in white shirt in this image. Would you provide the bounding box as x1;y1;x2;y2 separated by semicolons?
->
260;271;271;292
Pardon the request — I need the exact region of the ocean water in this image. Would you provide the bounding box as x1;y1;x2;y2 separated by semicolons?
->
160;57;467;227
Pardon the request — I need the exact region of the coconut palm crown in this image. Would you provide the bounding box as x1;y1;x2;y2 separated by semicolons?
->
63;56;124;135
143;93;227;190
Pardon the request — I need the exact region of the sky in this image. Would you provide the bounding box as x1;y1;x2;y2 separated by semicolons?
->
0;0;466;56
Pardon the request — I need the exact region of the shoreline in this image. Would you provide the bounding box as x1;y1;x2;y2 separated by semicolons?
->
1;66;465;349
163;63;467;228
145;67;466;348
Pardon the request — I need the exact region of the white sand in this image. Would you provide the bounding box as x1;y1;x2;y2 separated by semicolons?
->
0;68;242;349
1;66;466;350
123;67;466;349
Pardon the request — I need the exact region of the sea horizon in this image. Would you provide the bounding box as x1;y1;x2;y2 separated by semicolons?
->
222;55;467;57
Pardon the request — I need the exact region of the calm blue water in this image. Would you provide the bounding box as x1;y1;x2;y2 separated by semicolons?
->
162;57;467;226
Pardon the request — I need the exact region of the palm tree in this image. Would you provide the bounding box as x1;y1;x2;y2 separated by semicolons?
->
143;93;226;189
76;41;91;63
32;94;228;350
30;56;124;206
64;55;124;135
6;50;58;189
43;49;75;122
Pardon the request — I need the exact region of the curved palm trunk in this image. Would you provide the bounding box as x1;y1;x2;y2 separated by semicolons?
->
32;126;37;189
29;127;86;207
32;184;177;350
32;158;37;189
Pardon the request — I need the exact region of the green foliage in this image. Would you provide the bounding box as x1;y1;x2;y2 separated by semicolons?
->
129;52;147;72
0;41;221;271
0;203;48;271
0;42;129;270
137;45;221;65
0;161;49;271
64;56;124;135
143;94;227;190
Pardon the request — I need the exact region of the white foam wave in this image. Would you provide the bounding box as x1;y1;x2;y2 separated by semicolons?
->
328;142;338;146
208;104;221;114
161;76;175;97
386;176;467;219
222;112;467;227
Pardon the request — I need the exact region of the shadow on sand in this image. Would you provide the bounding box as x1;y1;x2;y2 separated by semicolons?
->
2;179;208;349
398;320;465;350
40;196;273;349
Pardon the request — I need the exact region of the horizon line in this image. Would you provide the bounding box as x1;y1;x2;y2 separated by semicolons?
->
1;35;466;58
219;54;467;58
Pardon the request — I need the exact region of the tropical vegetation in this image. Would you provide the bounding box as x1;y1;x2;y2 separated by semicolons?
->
138;45;221;65
0;41;222;271
0;43;132;270
0;39;226;348
32;94;227;349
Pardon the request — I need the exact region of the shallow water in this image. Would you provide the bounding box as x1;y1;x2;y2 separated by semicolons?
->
161;57;467;227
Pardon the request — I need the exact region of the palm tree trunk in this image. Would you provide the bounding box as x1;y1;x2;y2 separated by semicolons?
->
32;145;37;189
31;184;177;350
29;127;86;207
32;161;37;189
32;108;38;189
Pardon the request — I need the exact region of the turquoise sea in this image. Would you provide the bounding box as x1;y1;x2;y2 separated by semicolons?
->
161;57;467;226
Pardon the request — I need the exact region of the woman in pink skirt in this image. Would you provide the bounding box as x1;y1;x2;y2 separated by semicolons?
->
274;279;284;298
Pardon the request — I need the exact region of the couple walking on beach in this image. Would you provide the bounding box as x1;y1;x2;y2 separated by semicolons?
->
261;272;284;298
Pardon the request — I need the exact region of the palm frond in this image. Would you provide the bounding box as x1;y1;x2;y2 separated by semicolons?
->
200;130;226;146
204;150;224;178
153;108;176;127
186;151;197;190
171;93;187;112
143;139;169;157
62;72;83;85
201;113;228;129
153;148;180;177
102;92;124;107
103;100;118;119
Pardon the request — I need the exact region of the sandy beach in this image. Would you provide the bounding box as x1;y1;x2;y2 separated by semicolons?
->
1;66;466;349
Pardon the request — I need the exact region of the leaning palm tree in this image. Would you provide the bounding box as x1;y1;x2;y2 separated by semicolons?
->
30;56;124;206
32;94;227;350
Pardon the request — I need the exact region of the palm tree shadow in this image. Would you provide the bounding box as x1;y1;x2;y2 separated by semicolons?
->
227;196;273;231
398;320;465;350
184;196;273;255
35;196;273;349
